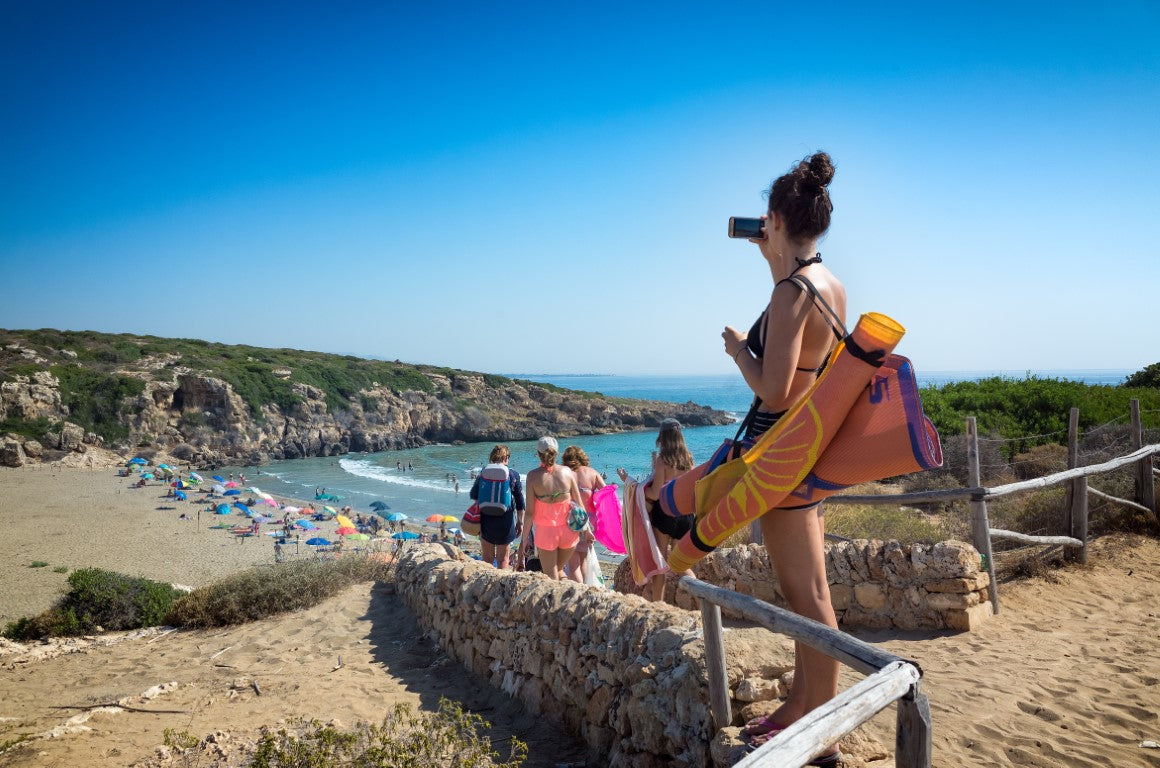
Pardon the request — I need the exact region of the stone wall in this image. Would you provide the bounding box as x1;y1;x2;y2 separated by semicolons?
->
619;539;994;632
393;544;801;768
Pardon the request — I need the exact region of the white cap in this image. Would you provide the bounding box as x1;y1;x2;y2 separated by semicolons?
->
536;436;558;454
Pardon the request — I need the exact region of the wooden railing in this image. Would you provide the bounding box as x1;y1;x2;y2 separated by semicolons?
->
683;576;931;768
825;399;1160;614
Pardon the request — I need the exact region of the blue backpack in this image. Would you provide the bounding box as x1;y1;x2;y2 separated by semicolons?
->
476;464;512;516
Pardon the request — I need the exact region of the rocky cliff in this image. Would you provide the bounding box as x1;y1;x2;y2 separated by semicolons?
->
1;331;732;467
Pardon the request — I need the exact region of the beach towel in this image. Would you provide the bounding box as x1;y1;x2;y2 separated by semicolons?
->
669;312;940;572
590;484;625;554
621;475;665;586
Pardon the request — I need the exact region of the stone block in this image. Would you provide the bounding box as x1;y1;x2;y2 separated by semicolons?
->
946;600;994;631
928;540;980;578
854;583;886;611
829;583;853;611
734;676;781;702
925;573;988;593
927;591;981;611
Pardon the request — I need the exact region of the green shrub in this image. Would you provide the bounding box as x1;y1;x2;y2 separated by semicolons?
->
0;416;56;442
825;503;949;544
28;561;48;568
52;566;68;574
2;568;184;640
168;556;393;628
248;698;526;768
1124;362;1160;389
51;365;145;441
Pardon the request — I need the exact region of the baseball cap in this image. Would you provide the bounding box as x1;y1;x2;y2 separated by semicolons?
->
536;436;558;453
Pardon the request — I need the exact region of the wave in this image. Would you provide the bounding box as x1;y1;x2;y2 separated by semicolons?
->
338;458;456;493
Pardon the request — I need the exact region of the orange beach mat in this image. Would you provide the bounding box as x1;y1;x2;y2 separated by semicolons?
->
668;312;942;572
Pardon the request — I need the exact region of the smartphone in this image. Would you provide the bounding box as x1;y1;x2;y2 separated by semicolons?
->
728;216;764;239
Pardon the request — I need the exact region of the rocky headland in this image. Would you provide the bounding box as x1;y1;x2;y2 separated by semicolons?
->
0;329;732;468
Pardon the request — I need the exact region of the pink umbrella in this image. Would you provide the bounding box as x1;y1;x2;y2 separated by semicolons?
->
261;498;279;508
336;526;358;536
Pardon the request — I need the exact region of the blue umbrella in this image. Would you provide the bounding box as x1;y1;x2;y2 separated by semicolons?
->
223;489;241;496
215;504;231;515
233;502;250;513
392;531;420;540
128;457;147;465
386;512;407;522
306;537;331;546
294;519;317;530
369;501;389;511
212;475;225;483
175;490;187;501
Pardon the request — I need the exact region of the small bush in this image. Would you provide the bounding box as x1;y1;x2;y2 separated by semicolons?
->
2;568;184;640
168;556;393;628
52;566;68;573
29;561;48;568
1011;443;1068;480
825;503;948;544
248;698;526;768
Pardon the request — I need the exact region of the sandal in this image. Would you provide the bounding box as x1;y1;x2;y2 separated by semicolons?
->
741;715;787;750
807;750;841;767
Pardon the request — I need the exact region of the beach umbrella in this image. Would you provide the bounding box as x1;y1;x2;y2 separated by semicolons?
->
294;519;317;530
261;498;279;508
141;473;154;480
440;515;458;523
392;531;420;540
336;514;355;529
347;533;370;541
448;527;461;535
224;481;239;488
336;526;358;536
369;501;389;511
215;504;231;515
189;472;203;482
212;484;225;494
282;505;302;514
323;505;338;515
425;514;443;523
306;537;331;546
223;489;241;496
212;475;225;483
175;490;187;501
386;512;407;522
253;515;274;524
233;502;250;513
128;457;147;465
158;463;172;470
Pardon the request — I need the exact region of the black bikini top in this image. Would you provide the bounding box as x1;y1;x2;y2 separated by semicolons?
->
745;254;847;375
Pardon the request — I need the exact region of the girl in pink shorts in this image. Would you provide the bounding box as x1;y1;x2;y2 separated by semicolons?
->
523;436;585;580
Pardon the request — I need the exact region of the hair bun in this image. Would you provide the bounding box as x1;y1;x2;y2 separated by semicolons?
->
806;152;835;188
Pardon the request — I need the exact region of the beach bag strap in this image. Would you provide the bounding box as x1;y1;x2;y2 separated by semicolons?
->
779;274;848;341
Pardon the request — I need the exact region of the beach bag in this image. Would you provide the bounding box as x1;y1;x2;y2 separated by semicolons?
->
476;463;512;516
460;502;482;536
658;401;758;520
567;502;589;532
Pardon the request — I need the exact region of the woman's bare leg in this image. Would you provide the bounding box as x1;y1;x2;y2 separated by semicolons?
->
566;549;585;582
480;541;497;567
494;543;510;570
756;506;838;728
554;546;575;580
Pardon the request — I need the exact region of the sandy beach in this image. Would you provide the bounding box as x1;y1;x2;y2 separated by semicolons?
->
2;463;1158;767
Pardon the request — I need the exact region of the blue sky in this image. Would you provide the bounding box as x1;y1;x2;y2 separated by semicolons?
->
2;1;1158;375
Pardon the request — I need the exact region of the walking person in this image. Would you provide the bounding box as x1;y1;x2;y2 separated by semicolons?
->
524;436;585;581
617;418;695;602
468;444;525;569
562;445;605;584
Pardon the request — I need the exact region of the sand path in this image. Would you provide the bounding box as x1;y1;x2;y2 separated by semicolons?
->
852;534;1160;767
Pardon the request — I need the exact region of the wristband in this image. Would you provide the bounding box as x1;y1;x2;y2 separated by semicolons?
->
733;346;748;362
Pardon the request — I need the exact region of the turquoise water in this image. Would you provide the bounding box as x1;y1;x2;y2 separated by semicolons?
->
228;370;1131;525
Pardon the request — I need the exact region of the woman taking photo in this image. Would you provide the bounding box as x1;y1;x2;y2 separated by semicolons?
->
724;152;846;765
524;436;585;581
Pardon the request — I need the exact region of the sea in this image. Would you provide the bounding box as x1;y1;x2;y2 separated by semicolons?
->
223;370;1131;526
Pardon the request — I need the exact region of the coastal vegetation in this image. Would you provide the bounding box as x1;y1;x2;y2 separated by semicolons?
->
168;556;393;628
248;700;527;768
2;568;184;640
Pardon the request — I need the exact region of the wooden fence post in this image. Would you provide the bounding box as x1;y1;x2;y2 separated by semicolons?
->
1131;399;1158;528
1067;408;1089;564
966;417;999;614
699;599;732;729
896;683;933;768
